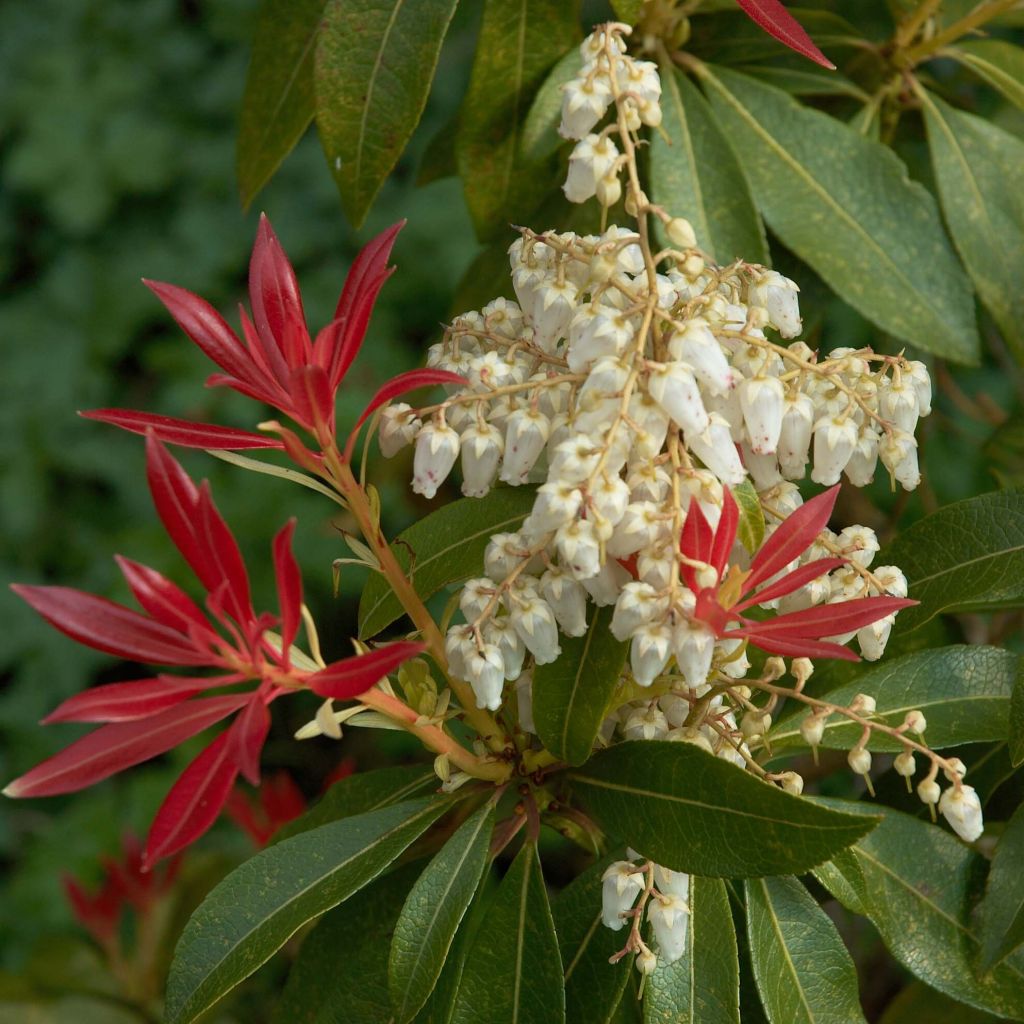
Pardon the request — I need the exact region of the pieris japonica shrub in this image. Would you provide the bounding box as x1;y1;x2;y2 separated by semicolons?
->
8;2;1024;1023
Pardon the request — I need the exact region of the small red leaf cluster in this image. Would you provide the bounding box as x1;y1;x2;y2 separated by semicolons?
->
736;0;836;69
682;484;915;660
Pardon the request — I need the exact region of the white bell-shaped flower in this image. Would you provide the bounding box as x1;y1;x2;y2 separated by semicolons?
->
879;429;920;491
777;392;814;478
460;577;495;620
500;408;550;485
668;318;735;395
648;893;690;964
739;375;785;455
540;567;589;637
906;360;932;416
567;306;634;373
556;518;602;580
486;615;527;680
939;784;983;842
873;564;908;598
672;618;716;689
601;861;644;931
548;434;602;483
590;473;631;534
611;581;666;641
748;271;802;338
465;643;506;710
811;415;857;485
857;614;893;661
564;134;619;203
686;413;747;486
844;427;880;487
653;865;690;900
637;541;674;590
509;596;561;665
623;702;669;739
742;444;783;490
484;532;525;582
880;379;920;433
413;422;460;498
648;361;709;434
606;501;666;558
836;525;879;567
525;481;583;535
631;620;673;686
460;423;504;497
581;558;631;606
559;75;613;140
531;279;578;353
379;403;421;457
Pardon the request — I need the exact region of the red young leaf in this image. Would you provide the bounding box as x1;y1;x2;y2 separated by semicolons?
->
741;596;916;638
115;556;212;637
42;676;223;724
272;519;302;658
227;695;272;787
710;488;739;578
307;641;427;700
248;215;309;385
342;369;468;460
12;585;208;666
334;221;404;322
81;409;284;450
745;484;840;592
679;500;714;590
144;731;239;866
288;365;334;435
730;630;861;660
4;693;249;798
735;0;836;69
732;557;845;612
196;482;254;626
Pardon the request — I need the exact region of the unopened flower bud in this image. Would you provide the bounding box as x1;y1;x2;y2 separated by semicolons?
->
791;658;813;689
917;778;941;805
939;784;983;842
903;710;926;734
666;217;697;249
740;710;771;741
850;693;876;715
894;750;916;777
636;949;658;975
943;757;967;782
848;747;872;776
780;771;804;795
800;714;825;747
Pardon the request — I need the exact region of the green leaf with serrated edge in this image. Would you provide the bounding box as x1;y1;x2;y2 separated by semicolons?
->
568;742;878;878
236;0;325;208
644;877;740;1024
272;763;436;844
815;800;1024;1020
768;646;1019;752
736;64;868;100
1012;680;1024;769
165;797;449;1024
651;65;768;265
456;0;581;240
733;479;765;554
951;40;1024;112
552;854;632;1024
878;981;1007;1024
921;90;1024;362
521;49;583;162
880;488;1024;631
745;875;867;1024
358;488;537;638
451;841;565;1024
315;0;459;227
534;607;629;766
811;847;867;916
271;860;424;1024
980;803;1024;973
389;802;495;1022
700;65;979;363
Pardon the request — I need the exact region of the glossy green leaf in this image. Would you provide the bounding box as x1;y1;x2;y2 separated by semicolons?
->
745;875;866;1024
737;64;868;100
236;0;325;207
272;763;437;844
769;646;1019;752
651;65;767;265
985;415;1024;490
165;797;449;1024
951;40;1024;112
533;607;629;766
817;802;1024;1020
553;854;632;1024
700;65;979;362
272;861;424;1024
980;803;1024;973
521;49;583;162
878;981;1006;1024
733;479;765;554
644;877;740;1024
811;847;868;916
881;488;1024;631
921;90;1024;361
456;0;580;239
1012;679;1024;769
418;115;459;186
358;488;537;638
569;742;878;877
389;802;495;1022
452;841;565;1024
315;0;459;227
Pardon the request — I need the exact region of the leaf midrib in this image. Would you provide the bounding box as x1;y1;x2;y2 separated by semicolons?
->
755;879;816;1024
558;616;600;758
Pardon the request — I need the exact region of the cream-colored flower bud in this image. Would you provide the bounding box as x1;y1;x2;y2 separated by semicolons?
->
918;778;941;805
740;710;772;741
792;657;814;688
943;757;967;781
850;693;876;715
800;714;825;747
636;949;658;975
848;747;872;776
939;784;983;841
780;771;804;795
903;709;927;734
894;750;916;777
666;217;697;249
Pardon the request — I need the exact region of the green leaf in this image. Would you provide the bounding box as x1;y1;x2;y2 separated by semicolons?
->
878;981;1007;1024
650;65;768;265
358;488;537;638
985;416;1024;490
455;0;580;239
700;65;979;362
521;49;583;162
272;763;437;844
552;854;632;1024
769;646;1020;752
980;802;1024;973
881;488;1024;631
236;0;325;208
736;64;868;100
389;802;495;1022
920;90;1024;362
533;607;629;767
644;877;740;1024
1012;679;1024;769
744;875;866;1024
817;802;1024;1020
811;848;868;916
315;0;459;227
569;742;879;877
733;479;765;554
418;115;459;186
272;861;424;1024
610;0;644;22
165;797;449;1024
452;841;565;1024
950;40;1024;113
